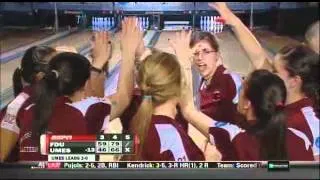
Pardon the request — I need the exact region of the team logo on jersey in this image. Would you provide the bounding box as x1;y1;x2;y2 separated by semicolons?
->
316;136;320;149
215;121;227;128
212;90;222;102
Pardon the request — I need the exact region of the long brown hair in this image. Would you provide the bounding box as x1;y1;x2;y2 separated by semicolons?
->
245;70;288;160
277;44;319;116
13;46;57;96
126;49;183;160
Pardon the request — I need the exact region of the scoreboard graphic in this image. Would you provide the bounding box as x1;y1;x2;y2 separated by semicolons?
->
40;134;135;162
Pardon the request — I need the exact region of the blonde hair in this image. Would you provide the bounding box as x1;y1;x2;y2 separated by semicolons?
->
128;49;183;160
305;21;319;53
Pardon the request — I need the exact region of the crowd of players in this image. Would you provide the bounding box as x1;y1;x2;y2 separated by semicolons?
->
1;2;319;162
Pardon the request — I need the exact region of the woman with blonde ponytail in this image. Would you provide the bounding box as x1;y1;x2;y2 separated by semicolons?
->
123;49;206;161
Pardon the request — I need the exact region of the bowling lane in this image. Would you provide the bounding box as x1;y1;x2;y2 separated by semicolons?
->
0;30;92;93
253;29;301;57
0;27;58;53
153;31;176;54
0;29;121;108
47;30;93;52
214;30;253;77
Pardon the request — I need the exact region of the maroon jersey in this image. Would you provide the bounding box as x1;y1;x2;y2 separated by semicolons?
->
1;86;33;162
285;97;320;157
120;89;189;133
209;120;314;161
141;115;204;161
1;86;33;134
199;65;242;124
120;88;143;133
17;96;111;161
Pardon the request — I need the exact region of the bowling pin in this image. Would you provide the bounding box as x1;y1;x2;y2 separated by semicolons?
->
92;17;95;31
95;17;98;31
142;17;145;29
139;17;143;30
99;17;102;31
77;15;80;24
102;17;105;31
146;17;149;29
94;17;98;31
111;17;114;27
91;17;94;31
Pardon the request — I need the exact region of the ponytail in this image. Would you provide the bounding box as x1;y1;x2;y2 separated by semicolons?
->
12;68;23;97
31;52;91;140
121;50;183;161
302;62;320;117
13;46;56;97
258;105;287;160
32;70;60;140
126;97;153;160
246;70;288;160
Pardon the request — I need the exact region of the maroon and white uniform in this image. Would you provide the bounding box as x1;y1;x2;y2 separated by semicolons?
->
209;120;314;161
199;65;242;124
120;88;143;133
141;115;204;161
1;86;33;162
285;97;320;157
13;96;110;161
1;86;33;134
120;89;189;133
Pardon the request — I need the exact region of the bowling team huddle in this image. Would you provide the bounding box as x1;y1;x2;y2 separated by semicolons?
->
1;3;319;162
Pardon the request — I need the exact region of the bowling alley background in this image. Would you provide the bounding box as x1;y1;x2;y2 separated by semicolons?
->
0;2;318;35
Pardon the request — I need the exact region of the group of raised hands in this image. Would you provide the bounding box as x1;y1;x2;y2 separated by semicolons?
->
89;17;147;71
88;2;232;71
62;3;232;161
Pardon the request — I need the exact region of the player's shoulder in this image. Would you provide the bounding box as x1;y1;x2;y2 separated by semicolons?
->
209;121;244;142
287;127;312;151
66;96;111;116
222;69;242;83
6;92;31;116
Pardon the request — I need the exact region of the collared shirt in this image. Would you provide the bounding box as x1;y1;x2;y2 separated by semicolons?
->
199;65;242;124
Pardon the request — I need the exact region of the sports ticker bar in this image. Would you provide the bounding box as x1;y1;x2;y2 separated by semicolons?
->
35;161;265;169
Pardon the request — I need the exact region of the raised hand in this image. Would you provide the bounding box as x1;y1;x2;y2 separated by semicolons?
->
120;17;143;61
208;2;237;25
168;30;193;68
135;32;147;62
208;2;228;12
91;31;112;70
